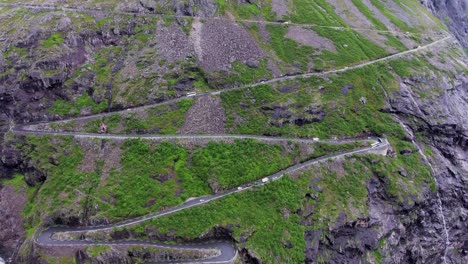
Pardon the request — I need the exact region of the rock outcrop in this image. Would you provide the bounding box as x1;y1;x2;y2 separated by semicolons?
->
384;67;468;263
426;0;468;47
139;0;217;17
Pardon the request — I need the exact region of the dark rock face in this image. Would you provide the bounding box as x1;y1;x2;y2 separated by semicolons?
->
0;146;21;168
239;248;262;264
0;144;22;180
260;104;325;127
303;54;468;263
139;0;217;17
426;0;468;47
0;185;27;261
341;84;353;95
200;225;234;241
378;66;468;261
22;160;47;186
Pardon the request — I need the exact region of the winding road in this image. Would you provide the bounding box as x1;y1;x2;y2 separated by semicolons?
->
3;15;450;262
16;121;389;263
0;2;440;37
32;136;389;263
12;34;452;129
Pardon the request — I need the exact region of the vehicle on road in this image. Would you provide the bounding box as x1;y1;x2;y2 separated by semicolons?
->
187;92;197;97
237;187;243;190
200;199;205;202
262;177;269;183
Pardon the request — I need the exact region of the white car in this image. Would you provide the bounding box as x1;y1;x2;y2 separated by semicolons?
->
200;199;205;202
237;187;243;190
187;92;197;97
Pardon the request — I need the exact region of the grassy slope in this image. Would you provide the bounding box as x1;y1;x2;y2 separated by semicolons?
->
16;136;362;223
117;138;434;263
221;63;402;139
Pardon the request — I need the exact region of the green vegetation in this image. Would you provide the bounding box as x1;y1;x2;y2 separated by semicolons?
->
42;33;64;48
123;177;307;263
392;0;447;30
86;245;111;257
307;141;368;159
370;137;437;197
260;0;389;69
50;121;78;131
16;132;368;224
15;136;93;237
351;0;406;51
372;249;383;264
92;140;210;220
215;0;276;20
93;46;123;84
84;114;121;133
2;45;28;58
368;0;413;32
313;27;387;69
40;255;75;264
134;22;157;45
389;57;430;78
163;58;210;91
49;93;107;116
191;140;297;190
91;138;356;220
384;35;407;51
2;172;40;237
222;63;404;139
289;0;342;25
209;60;271;88
124;99;192;134
48;99;192;134
351;0;387;30
117;136;434;262
2;173;28;191
267;25;316;69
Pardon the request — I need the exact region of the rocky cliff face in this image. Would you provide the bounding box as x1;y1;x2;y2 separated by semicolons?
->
387;60;468;262
426;0;468;47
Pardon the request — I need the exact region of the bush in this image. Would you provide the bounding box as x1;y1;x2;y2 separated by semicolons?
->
43;33;64;48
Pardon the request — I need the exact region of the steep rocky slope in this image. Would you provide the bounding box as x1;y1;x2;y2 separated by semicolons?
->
426;0;468;47
0;0;467;263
